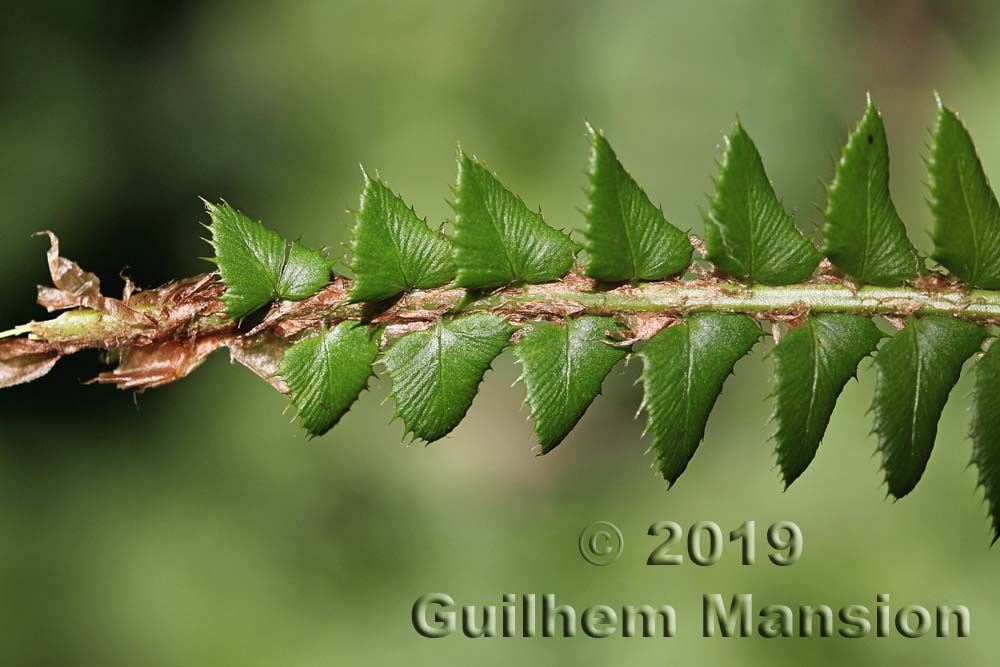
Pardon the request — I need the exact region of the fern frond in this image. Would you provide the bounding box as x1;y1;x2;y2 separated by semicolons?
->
205;201;331;320
382;314;515;442
515;316;628;453
349;172;455;303
872;316;985;498
771;315;883;488
451;149;576;289
929;102;1000;288
703;122;821;284
822;101;919;285
638;313;761;486
8;96;1000;542
583;126;691;281
280;322;379;436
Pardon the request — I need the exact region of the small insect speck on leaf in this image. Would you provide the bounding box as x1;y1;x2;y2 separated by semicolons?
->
867;134;874;144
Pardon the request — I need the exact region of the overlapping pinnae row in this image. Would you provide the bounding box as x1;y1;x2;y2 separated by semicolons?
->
4;96;1000;541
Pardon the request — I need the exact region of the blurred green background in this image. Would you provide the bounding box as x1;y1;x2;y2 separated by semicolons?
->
3;0;1000;664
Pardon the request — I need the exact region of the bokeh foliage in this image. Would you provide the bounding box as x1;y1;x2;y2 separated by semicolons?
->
3;1;1000;665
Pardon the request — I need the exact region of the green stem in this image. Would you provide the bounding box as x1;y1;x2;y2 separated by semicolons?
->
12;275;1000;352
455;281;1000;320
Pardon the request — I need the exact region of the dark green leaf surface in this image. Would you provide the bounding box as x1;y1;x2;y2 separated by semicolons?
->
349;173;454;303
823;102;918;285
280;322;379;437
704;124;821;284
872;316;985;498
970;340;1000;542
383;313;515;442
582;128;692;281
514;316;627;453
638;313;760;485
451;150;576;289
205;201;331;320
772;315;883;487
278;242;334;300
928;104;1000;288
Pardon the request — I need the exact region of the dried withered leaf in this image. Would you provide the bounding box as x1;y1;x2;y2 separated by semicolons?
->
128;273;227;339
913;270;964;294
38;230;101;297
381;320;433;344
615;313;678;345
92;334;228;390
0;339;61;388
252;277;354;338
228;334;291;394
35;231;150;325
128;273;221;311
